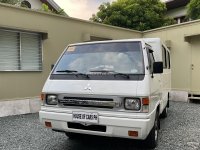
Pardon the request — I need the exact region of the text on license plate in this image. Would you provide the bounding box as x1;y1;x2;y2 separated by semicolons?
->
72;112;99;123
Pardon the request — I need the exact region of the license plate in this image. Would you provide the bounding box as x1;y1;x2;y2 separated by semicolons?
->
72;112;99;124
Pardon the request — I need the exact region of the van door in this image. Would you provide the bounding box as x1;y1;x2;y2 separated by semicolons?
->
161;46;171;107
147;48;162;110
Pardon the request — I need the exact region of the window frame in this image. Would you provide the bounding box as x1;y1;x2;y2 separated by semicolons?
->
146;47;155;74
167;51;171;69
162;45;171;69
0;29;43;72
21;0;32;8
162;45;167;69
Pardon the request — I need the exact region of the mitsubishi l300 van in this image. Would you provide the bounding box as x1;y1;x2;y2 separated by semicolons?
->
39;38;171;148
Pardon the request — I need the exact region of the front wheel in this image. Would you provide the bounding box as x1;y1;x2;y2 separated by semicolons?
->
145;111;159;149
160;106;168;118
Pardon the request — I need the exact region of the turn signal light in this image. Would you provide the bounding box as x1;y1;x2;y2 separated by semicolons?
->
142;97;149;105
41;93;45;101
142;97;149;112
45;121;52;128
128;131;138;137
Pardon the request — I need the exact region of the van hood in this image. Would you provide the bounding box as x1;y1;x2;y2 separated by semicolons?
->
43;80;139;96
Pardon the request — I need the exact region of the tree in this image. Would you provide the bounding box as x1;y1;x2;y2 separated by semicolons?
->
0;0;19;5
90;0;175;31
41;3;66;16
187;0;200;20
0;0;67;16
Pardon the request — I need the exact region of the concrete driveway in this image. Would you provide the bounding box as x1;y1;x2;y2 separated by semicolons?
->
0;101;200;150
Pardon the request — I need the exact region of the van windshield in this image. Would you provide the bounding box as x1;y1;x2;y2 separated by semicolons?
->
53;42;144;76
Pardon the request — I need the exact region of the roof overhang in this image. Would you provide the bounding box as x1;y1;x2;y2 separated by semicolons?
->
166;0;190;10
40;0;67;15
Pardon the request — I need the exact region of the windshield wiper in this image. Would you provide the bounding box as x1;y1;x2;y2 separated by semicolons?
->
75;73;89;78
89;70;113;73
56;69;89;78
89;70;130;79
113;72;130;79
56;69;78;73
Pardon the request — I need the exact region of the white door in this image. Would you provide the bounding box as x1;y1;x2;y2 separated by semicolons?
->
191;38;200;93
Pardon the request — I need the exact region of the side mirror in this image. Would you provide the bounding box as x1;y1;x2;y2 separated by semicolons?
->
153;62;163;74
51;64;54;70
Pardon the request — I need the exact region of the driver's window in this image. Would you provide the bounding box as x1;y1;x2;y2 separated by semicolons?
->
147;48;155;73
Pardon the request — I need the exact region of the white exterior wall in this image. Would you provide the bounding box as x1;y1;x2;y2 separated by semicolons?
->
25;0;43;10
166;6;187;18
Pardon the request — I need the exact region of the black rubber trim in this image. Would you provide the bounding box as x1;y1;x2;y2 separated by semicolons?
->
68;122;106;132
50;74;145;81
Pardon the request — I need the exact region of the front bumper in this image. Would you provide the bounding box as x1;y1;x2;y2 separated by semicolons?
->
39;107;155;140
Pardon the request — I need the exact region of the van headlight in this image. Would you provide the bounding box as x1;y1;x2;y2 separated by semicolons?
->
46;95;58;105
124;98;141;111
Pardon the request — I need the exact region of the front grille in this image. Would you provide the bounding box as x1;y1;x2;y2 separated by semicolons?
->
68;122;106;132
58;97;115;109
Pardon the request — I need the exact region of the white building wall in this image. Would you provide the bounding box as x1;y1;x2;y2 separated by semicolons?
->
166;6;187;18
25;0;43;10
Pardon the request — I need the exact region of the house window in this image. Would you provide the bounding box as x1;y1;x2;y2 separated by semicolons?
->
21;1;31;8
174;16;188;24
0;29;42;71
147;48;155;73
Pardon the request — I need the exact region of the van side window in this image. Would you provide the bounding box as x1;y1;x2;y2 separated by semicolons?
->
166;49;169;69
147;48;155;73
167;51;170;69
162;46;167;69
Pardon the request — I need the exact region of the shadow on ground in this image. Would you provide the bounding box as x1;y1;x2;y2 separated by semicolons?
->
55;134;150;150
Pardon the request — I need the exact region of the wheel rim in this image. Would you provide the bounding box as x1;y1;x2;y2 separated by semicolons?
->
154;114;158;141
155;126;158;141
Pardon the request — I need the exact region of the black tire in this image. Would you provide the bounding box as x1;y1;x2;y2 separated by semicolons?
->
145;111;159;149
160;106;168;118
167;99;170;108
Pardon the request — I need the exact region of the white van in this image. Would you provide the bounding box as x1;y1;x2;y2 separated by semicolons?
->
39;38;171;148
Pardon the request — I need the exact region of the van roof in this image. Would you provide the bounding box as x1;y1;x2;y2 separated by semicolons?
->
69;38;161;46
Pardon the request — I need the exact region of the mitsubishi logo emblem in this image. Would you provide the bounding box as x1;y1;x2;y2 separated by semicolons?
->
84;84;92;91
